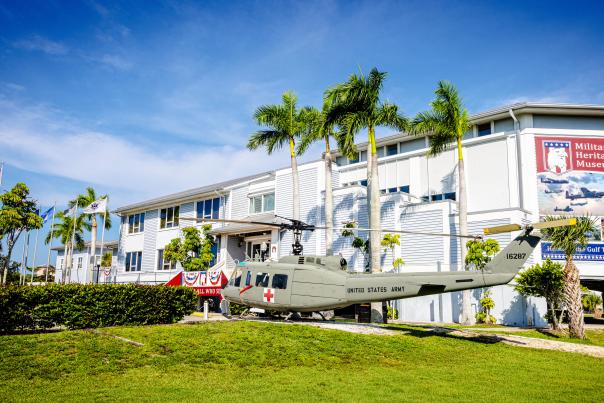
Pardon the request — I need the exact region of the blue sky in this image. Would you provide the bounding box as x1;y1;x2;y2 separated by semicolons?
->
1;0;604;268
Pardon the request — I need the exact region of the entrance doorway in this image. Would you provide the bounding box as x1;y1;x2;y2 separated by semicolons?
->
246;239;270;261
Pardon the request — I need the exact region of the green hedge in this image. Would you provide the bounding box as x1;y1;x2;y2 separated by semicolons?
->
0;284;197;333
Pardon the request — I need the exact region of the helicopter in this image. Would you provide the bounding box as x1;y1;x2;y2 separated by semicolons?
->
179;215;576;314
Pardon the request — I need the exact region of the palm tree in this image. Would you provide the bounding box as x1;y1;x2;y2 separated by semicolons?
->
409;81;473;325
297;101;343;255
325;68;407;272
70;187;111;273
45;211;90;283
325;68;407;323
248;91;315;220
540;215;597;339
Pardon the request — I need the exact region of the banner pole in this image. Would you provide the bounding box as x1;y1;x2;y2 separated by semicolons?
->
45;203;56;283
69;201;78;284
98;206;107;284
30;229;40;283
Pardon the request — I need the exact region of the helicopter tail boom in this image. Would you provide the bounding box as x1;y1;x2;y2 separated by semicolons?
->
344;230;542;304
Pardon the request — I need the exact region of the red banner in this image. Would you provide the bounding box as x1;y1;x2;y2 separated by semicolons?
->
535;136;604;174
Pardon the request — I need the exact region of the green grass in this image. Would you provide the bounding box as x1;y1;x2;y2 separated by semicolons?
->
1;321;603;402
481;329;604;347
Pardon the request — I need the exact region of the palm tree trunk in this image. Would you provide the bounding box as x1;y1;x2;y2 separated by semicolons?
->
564;256;585;338
324;140;334;255
289;139;300;221
457;138;474;325
89;215;97;284
367;126;383;323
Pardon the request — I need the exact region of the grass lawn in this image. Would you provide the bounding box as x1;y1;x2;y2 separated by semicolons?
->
484;329;604;347
1;321;603;402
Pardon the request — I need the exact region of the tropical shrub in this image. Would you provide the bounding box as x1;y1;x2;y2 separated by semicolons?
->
582;292;602;313
475;289;496;324
0;284;196;333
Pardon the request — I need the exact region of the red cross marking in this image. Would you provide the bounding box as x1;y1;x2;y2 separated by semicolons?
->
264;288;274;303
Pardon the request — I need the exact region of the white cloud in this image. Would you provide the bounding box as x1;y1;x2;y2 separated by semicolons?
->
0;98;297;207
96;54;133;70
13;35;68;55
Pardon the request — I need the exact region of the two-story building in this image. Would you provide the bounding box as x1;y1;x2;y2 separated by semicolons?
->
107;102;604;325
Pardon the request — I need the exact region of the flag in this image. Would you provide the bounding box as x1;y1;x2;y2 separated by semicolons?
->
83;197;108;214
40;206;55;224
63;205;77;217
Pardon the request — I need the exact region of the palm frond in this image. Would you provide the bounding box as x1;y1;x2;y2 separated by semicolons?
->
375;103;408;132
247;130;288;154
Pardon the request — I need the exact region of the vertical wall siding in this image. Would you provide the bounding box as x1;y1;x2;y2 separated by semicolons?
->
230;185;250;219
449;218;511;265
276;173;293;257
142;209;158;271
332;192;362;270
380;196;397;270
118;216;127;267
226;235;246;271
300;168;319;255
400;209;444;265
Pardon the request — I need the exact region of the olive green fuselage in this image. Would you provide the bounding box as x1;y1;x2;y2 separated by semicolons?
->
221;232;541;313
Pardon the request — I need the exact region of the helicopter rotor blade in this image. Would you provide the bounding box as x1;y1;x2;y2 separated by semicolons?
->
483;218;577;235
313;226;478;239
178;217;285;228
483;224;523;235
532;218;577;230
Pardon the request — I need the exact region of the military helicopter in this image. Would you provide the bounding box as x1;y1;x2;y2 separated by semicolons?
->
179;216;576;314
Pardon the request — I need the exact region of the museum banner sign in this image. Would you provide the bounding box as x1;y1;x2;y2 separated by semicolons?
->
541;242;604;262
535;136;604;216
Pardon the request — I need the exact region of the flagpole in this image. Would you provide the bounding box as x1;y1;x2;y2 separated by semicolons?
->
24;231;31;284
69;201;78;284
45;203;56;283
20;232;27;285
30;228;40;284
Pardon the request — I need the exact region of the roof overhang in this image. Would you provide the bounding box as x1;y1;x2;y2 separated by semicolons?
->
208;213;279;236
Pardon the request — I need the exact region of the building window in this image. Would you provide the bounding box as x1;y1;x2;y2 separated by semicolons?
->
272;274;288;289
360;180;368;187
360;150;367;162
399;185;410;193
59;258;64;269
249;193;275;214
125;251;142;272
477;123;491;136
376;147;385;158
348;154;359;164
388;187;397;193
128;213;145;234
160;206;179;229
444;192;456;201
157;249;176;271
77;257;83;269
386;144;398;156
335;156;347;166
196;197;220;220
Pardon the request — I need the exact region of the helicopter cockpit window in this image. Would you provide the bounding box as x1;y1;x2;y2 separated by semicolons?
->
245;271;252;286
255;272;270;287
272;274;288;289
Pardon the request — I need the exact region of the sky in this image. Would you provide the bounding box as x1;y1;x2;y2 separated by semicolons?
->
1;0;604;268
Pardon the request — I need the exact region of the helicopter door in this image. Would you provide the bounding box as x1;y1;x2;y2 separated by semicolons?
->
267;272;291;307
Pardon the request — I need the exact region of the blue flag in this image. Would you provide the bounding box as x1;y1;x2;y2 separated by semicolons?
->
40;206;55;224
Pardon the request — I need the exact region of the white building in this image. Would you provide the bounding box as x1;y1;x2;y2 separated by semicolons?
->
109;102;604;325
54;241;119;284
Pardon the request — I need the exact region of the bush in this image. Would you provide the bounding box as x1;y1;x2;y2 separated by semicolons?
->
0;284;197;333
